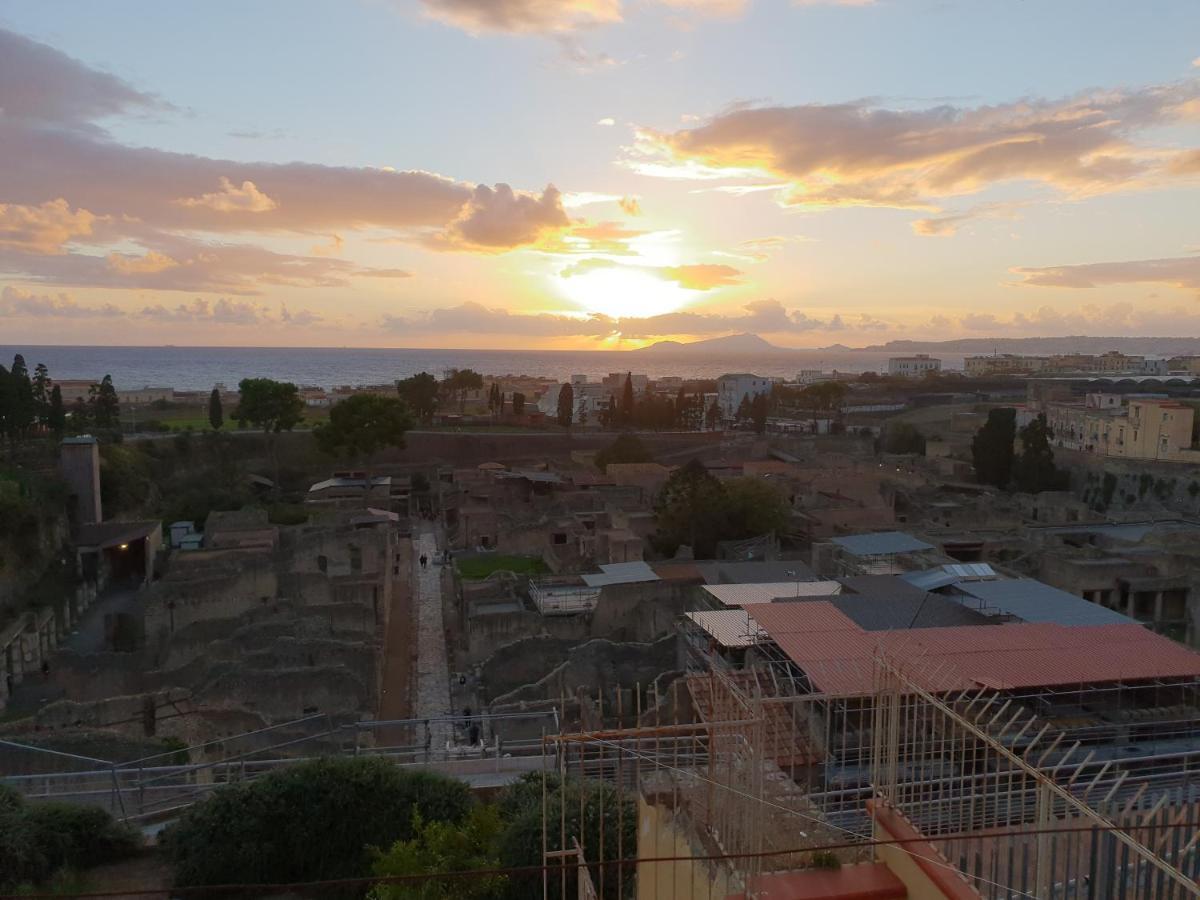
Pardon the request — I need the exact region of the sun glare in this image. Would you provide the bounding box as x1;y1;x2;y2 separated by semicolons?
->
554;265;691;320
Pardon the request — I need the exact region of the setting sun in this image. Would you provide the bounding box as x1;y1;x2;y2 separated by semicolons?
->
553;265;692;320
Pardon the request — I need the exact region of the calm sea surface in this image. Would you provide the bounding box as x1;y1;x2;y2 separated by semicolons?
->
0;345;966;392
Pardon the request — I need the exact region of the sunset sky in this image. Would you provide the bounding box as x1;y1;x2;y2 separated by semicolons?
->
1;1;1199;349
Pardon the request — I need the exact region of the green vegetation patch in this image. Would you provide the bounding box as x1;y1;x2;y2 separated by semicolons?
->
455;555;549;580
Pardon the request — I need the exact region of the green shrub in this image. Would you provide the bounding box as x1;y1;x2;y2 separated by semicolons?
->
161;757;472;888
0;794;138;891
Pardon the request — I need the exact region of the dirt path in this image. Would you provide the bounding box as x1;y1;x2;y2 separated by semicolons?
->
377;539;413;745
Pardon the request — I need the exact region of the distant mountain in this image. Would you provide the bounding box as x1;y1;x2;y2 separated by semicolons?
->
846;336;1200;356
632;332;785;354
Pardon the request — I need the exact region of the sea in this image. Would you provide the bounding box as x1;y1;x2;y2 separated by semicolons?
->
0;345;966;392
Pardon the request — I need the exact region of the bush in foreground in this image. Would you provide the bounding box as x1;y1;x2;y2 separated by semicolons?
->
161;757;472;888
0;785;140;891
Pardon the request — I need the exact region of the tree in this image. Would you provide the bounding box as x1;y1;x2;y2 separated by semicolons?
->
68;396;90;434
496;773;635;900
723;477;791;541
234;378;305;433
556;382;574;428
798;382;847;412
735;394;752;424
876;422;926;455
314;393;413;462
595;433;652;471
1012;413;1068;494
161;757;472;888
208;388;223;431
234;378;305;484
442;369;484;414
705;398;720;431
653;458;727;557
48;385;65;439
620;373;635;426
8;354;35;440
369;806;507;900
88;374;119;430
971;407;1017;488
511;392;526;416
32;362;51;427
397;372;439;424
750;393;769;434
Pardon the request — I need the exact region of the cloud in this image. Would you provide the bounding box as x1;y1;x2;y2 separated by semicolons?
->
358;268;414;278
0;285;121;318
0;199;100;254
434;183;571;251
911;202;1024;237
1168;149;1200;175
596;117;616;126
419;0;622;34
1013;255;1200;293
658;0;748;15
618;195;642;216
628;81;1200;211
955;302;1200;336
659;263;741;289
4;233;401;295
382;296;868;338
177;177;278;213
558;257;741;289
106;250;178;274
0;29;166;129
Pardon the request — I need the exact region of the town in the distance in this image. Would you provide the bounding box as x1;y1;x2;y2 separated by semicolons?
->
3;341;1200;896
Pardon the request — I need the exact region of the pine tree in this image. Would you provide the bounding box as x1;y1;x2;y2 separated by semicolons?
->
705;398;721;431
971;407;1017;488
621;373;635;427
208;387;224;431
556;382;574;428
48;385;65;438
9;354;34;439
32;363;52;427
90;374;120;430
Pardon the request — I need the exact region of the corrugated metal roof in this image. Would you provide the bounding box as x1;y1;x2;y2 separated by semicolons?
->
898;570;961;592
750;606;1200;696
954;578;1135;626
703;581;844;606
581;561;660;587
830;532;934;557
684;610;764;647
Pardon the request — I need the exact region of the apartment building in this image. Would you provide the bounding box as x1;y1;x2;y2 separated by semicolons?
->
716;373;772;419
886;354;941;377
1044;392;1200;462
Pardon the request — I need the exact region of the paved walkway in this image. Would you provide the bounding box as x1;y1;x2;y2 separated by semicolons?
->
412;527;453;755
377;541;413;745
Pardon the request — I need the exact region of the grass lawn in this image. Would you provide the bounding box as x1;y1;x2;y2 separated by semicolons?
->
455;554;549;580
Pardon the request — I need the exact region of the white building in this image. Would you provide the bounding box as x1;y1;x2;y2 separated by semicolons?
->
887;355;942;378
537;378;612;419
717;373;771;419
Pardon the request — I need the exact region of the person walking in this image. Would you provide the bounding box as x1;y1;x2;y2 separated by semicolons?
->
419;554;428;570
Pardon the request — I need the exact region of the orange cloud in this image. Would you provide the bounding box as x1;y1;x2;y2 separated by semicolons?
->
0;285;121;318
106;250;178;274
630;82;1200;211
0;199;99;254
177;177;278;213
433;183;571;251
618;195;642;216
660;263;742;289
420;0;621;34
1013;255;1200;292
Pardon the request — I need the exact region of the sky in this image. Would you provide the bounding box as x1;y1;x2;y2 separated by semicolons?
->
1;0;1199;350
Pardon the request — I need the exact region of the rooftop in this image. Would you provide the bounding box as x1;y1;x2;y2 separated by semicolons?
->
830;531;934;557
580;561;660;587
684;609;764;648
749;602;1200;697
703;581;844;606
953;578;1136;627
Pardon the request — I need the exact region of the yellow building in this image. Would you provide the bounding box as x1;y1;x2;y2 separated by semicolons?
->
1045;394;1200;462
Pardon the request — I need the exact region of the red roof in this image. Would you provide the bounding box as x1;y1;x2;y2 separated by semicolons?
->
750;602;1200;697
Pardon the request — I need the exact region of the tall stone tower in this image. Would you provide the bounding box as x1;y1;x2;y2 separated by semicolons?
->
60;435;102;525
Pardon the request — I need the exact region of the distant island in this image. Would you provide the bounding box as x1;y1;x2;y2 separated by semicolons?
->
631;333;785;354
630;333;1200;356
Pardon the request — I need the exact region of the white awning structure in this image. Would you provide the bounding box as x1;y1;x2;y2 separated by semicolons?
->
702;581;843;606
